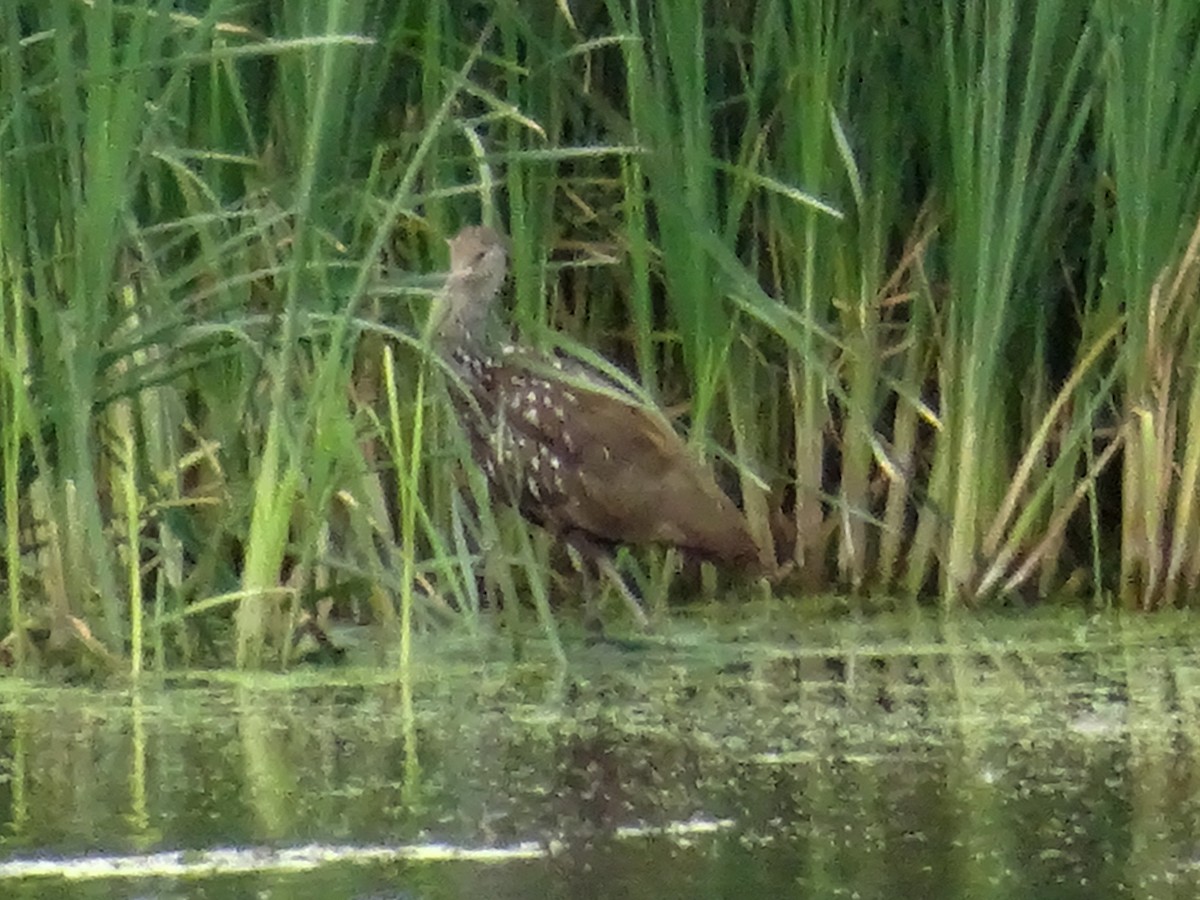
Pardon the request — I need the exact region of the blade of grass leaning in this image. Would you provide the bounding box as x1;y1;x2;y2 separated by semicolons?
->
0;197;32;668
1097;0;1200;606
385;345;423;678
236;410;301;668
919;0;1091;603
236;0;348;665
1164;218;1200;594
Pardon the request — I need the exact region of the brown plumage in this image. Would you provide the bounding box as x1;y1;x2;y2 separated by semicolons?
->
432;225;767;618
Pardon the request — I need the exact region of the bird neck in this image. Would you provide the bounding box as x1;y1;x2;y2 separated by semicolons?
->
430;270;502;352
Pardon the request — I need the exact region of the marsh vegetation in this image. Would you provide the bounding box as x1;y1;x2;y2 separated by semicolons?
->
2;1;1200;672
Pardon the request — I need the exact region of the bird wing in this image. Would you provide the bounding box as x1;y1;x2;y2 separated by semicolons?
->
456;348;763;569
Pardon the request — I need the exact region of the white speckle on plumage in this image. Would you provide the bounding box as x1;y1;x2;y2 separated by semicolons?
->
563;391;577;403
549;456;560;470
523;406;539;425
501;344;516;355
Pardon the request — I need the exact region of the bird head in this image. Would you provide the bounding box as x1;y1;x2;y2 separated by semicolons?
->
430;225;510;347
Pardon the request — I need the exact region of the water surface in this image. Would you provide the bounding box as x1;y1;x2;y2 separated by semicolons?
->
1;604;1197;898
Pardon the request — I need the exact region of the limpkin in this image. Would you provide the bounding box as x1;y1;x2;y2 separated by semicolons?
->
431;225;768;622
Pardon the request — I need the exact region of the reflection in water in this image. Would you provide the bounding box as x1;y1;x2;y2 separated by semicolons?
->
0;610;1197;898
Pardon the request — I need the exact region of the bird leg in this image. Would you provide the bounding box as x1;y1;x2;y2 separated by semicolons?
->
595;554;649;629
563;532;648;629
